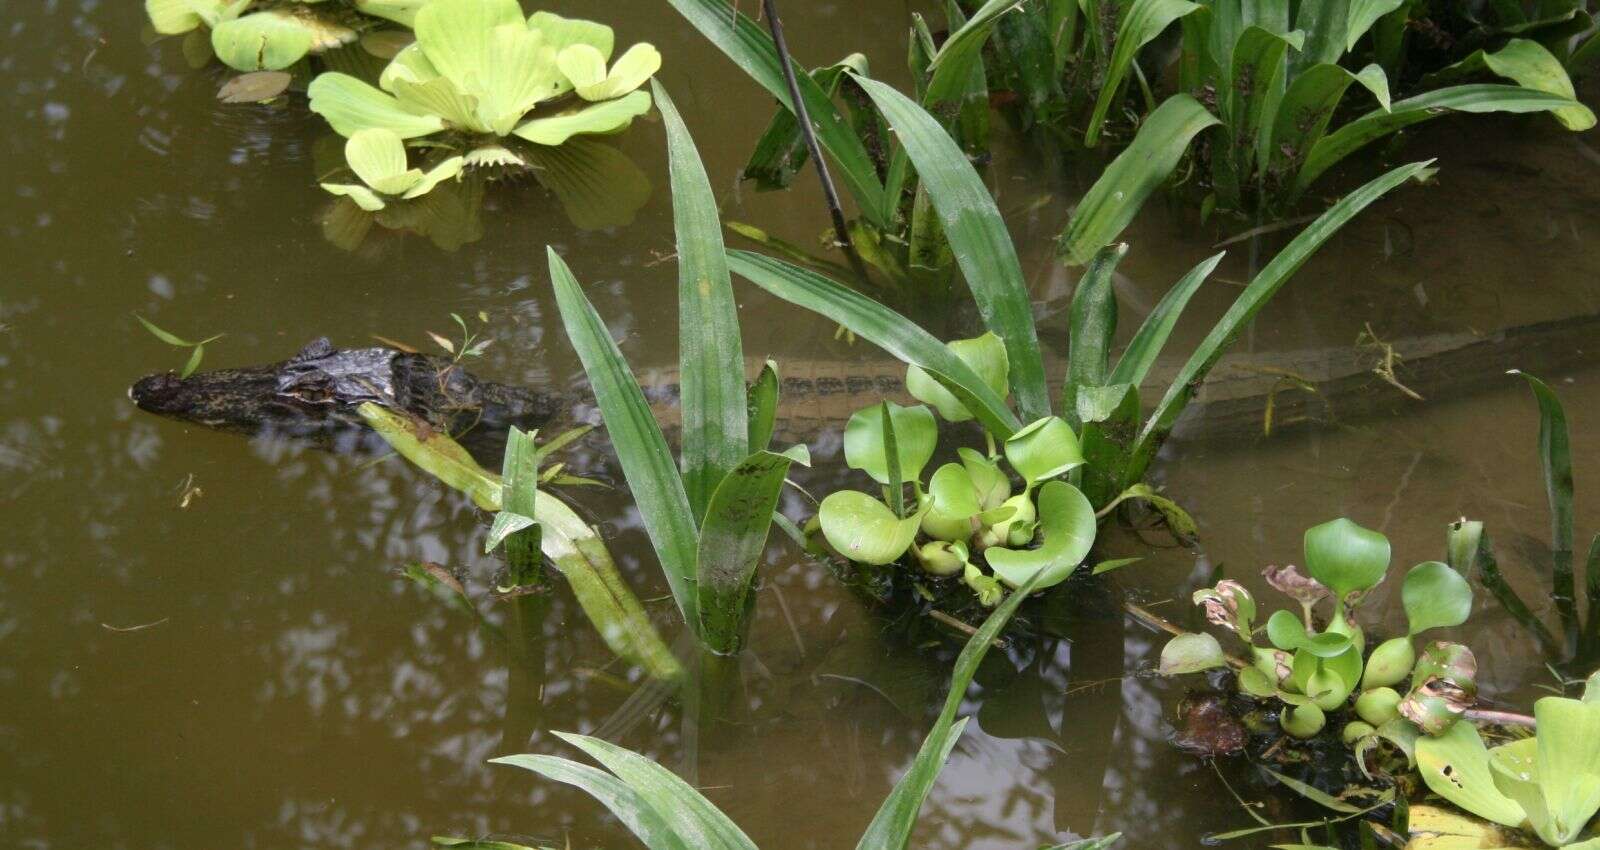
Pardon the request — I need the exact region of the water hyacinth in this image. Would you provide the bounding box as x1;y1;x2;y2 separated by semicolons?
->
307;0;659;177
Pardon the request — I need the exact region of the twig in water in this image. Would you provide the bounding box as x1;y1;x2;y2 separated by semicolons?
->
927;608;1008;649
1213;212;1320;248
1356;322;1424;400
101;618;170;633
760;0;873;287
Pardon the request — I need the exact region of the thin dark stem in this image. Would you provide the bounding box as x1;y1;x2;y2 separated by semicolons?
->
760;0;873;286
1583;532;1600;658
1477;530;1564;660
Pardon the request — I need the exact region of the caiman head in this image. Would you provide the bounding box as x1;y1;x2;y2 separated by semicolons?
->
129;338;445;448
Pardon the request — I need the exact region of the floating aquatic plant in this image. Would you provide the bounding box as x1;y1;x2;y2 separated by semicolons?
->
1160;518;1478;743
318;128;463;210
145;0;422;72
307;0;659;181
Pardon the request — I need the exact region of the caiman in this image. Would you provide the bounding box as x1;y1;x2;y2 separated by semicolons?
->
129;313;1600;460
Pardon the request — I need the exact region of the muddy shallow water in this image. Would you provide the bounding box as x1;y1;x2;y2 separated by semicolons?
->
5;2;1600;848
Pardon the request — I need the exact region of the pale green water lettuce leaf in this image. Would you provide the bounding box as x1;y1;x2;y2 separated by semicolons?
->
1415;720;1526;829
563;42;661;101
513;90;653;145
321;128;463;209
212;10;320;71
986;481;1096;589
355;0;430;27
843;401;937;486
309;72;446;138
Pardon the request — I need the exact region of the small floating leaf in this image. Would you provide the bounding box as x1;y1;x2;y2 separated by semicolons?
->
1160;632;1227;675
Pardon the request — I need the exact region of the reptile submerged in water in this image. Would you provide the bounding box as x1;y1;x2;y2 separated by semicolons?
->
130;313;1600;460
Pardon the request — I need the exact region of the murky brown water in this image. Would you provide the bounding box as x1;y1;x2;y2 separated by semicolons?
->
5;2;1600;848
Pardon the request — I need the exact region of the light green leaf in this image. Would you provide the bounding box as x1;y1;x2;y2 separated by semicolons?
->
490;754;690;850
546;248;701;632
568;43;661;101
1160;632;1227;675
727;251;1021;438
1402;561;1472;635
308;72;445;139
321;182;388;211
1346;0;1405;49
1060;94;1219;264
818;490;925;565
135;314;194;347
359;403;502;510
922;463;982;542
513;90;653;145
986;480;1097;589
1084;0;1203;146
181;344;205;379
412;0;525;96
354;0;429;26
1004;416;1084;485
656;80;746;524
1478;39;1595;130
852;74;1051;422
147;0;221;34
844;401;937;486
1065;244;1123;427
746;360;779;452
697;447;809;652
556;43;608;91
554;733;760;850
959;448;1010;509
211;10;317;71
906;332;1009;423
1415;721;1527;828
344;128;411;194
1296;87;1576;195
1304;517;1390;597
1527;695;1600;845
403;155;464;200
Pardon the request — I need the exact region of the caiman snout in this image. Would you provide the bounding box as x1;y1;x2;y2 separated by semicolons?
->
129;372;187;414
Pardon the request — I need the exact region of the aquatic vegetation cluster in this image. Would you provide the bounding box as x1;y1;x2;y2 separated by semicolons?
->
145;0;422;71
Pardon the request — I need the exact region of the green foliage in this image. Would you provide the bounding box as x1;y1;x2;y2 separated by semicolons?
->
320;128;463;211
541;92;809;653
307;0;658;200
134;315;223;378
1415;693;1600;847
1163;517;1476;745
357;403;683;682
1455;374;1599;669
145;0;419;72
490;568;1112;850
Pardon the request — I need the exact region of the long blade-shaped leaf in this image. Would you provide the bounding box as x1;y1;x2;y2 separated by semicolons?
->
856;567;1049;850
741;56;865;190
924;0;1015;116
1124;161;1433;487
728;250;1022;437
746;360;780;451
546;248;702;632
1516;370;1578;652
490;754;691;850
696;445;809;652
1296;85;1579;196
654;81;747;524
1060;94;1219;265
1064;244;1125;429
1084;0;1203;146
1347;0;1406;49
852;74;1050;422
1270;62;1390;179
1108;252;1223;388
554;732;760;850
665;0;889;226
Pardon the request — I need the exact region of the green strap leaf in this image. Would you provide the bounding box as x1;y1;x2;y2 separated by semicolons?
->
1065;244;1125;428
746;360;780;451
655;81;747;524
554;732;760;850
1346;0;1406;50
546;248;702;633
727;250;1021;438
1125;161;1434;487
1108;252;1221;388
489;754;693;850
1516;370;1578;652
740;56;865;191
664;0;890;227
696;446;810;652
1059;94;1219;265
1296;85;1578;196
1270;62;1390;179
851;74;1051;422
1084;0;1203;146
856;566;1051;850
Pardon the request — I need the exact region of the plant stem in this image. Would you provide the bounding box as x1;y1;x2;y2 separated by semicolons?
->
760;0;873;286
1464;708;1536;728
1477;529;1563;659
1584;532;1600;659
